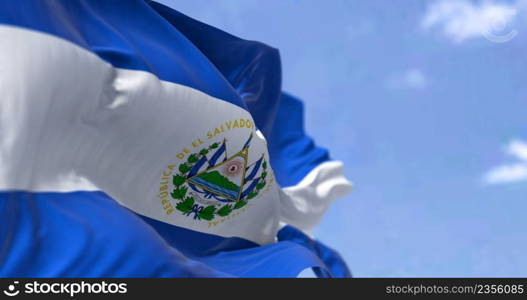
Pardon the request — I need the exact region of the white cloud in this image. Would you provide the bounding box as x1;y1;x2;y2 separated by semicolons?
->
507;139;527;161
484;163;527;184
483;139;527;185
386;69;428;90
422;0;522;43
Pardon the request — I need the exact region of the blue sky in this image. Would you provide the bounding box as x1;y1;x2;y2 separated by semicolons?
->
161;0;527;277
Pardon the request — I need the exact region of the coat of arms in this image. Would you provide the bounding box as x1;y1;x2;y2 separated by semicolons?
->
170;133;268;221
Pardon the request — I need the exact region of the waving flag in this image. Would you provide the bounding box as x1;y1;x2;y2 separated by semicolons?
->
0;0;352;277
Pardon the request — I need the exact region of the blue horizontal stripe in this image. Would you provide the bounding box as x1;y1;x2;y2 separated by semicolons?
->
0;191;348;277
0;191;226;277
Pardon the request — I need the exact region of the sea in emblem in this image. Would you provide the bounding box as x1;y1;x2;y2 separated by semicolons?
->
188;170;241;200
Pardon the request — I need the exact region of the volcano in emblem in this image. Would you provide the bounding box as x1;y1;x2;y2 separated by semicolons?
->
187;152;247;201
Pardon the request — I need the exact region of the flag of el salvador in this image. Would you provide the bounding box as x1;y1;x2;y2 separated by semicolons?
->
0;0;352;278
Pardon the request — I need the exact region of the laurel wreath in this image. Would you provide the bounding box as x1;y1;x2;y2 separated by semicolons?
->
170;142;268;221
